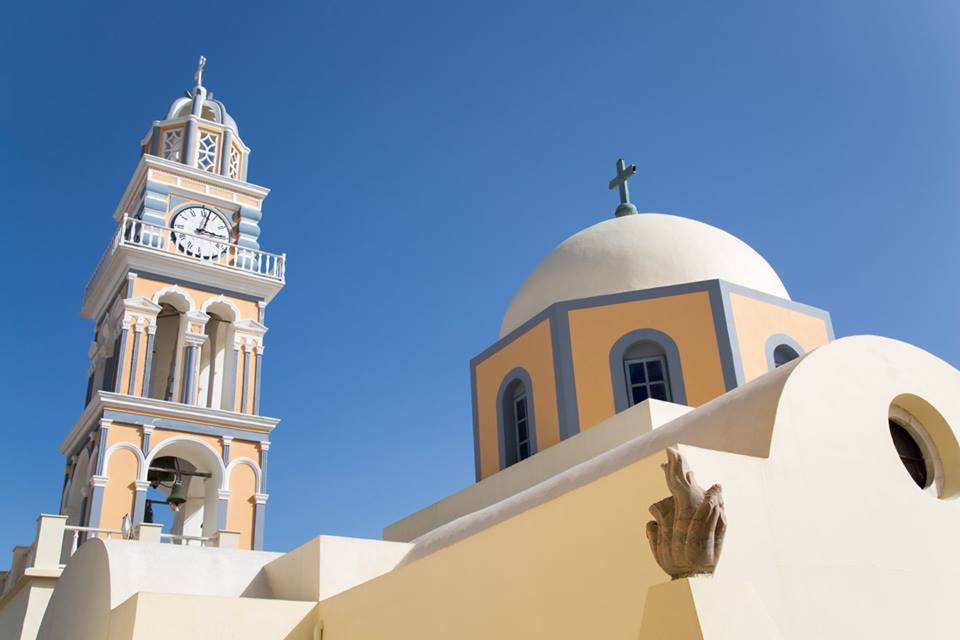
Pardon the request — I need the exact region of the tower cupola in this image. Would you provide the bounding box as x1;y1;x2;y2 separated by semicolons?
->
140;56;250;181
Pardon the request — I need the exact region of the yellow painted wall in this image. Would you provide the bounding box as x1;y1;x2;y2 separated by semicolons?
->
729;293;830;382
317;453;668;639
150;429;222;456
568;292;727;430
227;464;257;550
105;423;141;449
131;276;260;321
474;320;560;480
231;440;261;466
99;449;138;531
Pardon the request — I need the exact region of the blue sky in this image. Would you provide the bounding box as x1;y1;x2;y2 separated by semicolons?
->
1;1;957;553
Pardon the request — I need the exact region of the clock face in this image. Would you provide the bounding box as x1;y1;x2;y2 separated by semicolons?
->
170;206;230;259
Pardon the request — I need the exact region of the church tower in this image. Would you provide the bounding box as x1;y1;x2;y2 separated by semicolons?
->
60;58;284;550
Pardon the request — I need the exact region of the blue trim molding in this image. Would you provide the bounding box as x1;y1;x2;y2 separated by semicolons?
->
141;332;155;397
609;328;688;412
101;409;270;443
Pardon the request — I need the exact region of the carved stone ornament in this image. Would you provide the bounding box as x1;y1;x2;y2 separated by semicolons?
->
646;447;726;579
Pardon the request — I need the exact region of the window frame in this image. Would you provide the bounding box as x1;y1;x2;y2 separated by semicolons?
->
623;354;673;406
609;329;687;412
496;368;538;470
764;333;805;371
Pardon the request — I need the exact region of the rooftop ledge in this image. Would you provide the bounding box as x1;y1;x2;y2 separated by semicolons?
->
61;391;280;456
82;215;285;321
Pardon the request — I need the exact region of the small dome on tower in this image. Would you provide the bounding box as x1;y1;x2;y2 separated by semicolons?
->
500;213;789;337
140;56;249;181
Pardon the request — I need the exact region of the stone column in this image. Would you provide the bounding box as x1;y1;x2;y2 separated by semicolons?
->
141;424;154;456
86;475;109;530
221;436;233;465
253;348;263;415
217;489;231;531
259;441;270;493
94;420;111;476
132;480;150;525
140;323;157;397
240;344;252;414
126;320;143;395
253;493;269;551
112;319;131;393
180;332;206;406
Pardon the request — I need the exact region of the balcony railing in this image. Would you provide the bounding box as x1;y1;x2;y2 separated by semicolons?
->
85;214;286;301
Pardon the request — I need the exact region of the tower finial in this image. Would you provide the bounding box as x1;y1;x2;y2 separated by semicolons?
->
194;55;207;89
608;158;638;217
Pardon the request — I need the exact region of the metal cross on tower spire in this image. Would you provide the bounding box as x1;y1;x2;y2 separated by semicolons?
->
194;55;207;89
608;158;638;217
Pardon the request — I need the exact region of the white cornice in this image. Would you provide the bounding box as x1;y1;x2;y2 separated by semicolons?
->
60;391;280;456
82;245;284;321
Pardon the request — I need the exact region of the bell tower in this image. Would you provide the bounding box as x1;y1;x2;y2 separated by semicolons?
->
60;58;285;550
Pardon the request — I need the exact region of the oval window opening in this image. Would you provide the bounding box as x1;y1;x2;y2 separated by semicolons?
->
889;419;928;489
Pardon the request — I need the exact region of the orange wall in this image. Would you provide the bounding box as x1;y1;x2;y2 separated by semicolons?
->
568;292;727;430
729;293;831;382
98;448;139;530
227;464;257;550
474;320;560;479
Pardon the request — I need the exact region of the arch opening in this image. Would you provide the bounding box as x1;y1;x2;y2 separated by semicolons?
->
148;302;186;401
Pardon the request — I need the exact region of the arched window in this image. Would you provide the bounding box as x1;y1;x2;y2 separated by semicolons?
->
149;302;186;401
622;341;672;405
773;344;800;368
609;329;687;412
765;334;804;371
497;370;537;469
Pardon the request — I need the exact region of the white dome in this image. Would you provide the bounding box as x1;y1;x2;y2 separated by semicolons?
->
500;213;789;337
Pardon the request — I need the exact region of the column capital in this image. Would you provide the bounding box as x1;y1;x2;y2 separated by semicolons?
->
99;418;113;430
217;488;232;500
134;480;151;491
141;424;155;435
253;493;269;505
183;332;207;347
221;435;234;445
90;475;109;488
259;441;271;452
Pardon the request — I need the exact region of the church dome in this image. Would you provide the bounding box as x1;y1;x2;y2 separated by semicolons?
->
500;213;790;337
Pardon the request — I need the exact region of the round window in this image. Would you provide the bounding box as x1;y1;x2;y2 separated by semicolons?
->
888;419;928;489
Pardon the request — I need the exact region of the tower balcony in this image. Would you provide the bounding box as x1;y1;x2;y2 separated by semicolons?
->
83;214;285;320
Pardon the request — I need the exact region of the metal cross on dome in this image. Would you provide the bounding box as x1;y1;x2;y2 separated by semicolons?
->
608;158;639;217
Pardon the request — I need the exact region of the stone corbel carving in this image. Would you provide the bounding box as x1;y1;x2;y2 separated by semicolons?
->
646;447;726;579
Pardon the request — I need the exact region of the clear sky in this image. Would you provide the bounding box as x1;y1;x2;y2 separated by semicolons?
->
1;1;957;554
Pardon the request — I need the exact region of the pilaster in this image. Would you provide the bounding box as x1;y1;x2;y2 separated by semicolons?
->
253;493;268;551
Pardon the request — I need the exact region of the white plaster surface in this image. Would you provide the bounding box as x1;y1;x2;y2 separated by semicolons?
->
500;213;790;336
264;535;413;601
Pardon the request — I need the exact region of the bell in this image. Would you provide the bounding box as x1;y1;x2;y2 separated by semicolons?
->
167;478;188;511
147;457;177;486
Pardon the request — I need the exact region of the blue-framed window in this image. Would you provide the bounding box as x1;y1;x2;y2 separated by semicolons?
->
511;385;532;462
623;355;672;405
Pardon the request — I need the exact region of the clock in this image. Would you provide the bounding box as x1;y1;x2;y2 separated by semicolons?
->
170;206;230;259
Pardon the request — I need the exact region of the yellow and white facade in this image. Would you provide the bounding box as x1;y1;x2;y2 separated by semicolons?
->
60;66;284;553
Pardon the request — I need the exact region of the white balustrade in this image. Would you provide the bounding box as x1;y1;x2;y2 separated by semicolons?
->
84;214;286;300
